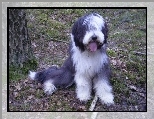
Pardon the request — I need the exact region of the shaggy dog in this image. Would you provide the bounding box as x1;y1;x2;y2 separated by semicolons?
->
29;13;114;105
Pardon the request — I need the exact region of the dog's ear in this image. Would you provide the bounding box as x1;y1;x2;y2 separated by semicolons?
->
72;18;86;52
102;22;108;44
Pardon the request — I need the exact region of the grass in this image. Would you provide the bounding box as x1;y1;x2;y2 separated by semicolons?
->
9;9;147;111
9;59;38;81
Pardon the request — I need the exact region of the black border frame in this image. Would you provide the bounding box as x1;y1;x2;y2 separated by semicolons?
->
7;7;147;112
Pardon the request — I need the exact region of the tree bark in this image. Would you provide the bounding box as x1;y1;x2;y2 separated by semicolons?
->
9;9;37;80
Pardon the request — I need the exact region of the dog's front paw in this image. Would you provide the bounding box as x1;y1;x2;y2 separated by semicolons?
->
100;93;114;105
77;92;91;102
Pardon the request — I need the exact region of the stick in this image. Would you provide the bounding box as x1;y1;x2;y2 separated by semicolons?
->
132;51;146;55
89;95;98;111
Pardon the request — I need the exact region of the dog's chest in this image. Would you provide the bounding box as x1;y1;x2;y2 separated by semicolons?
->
72;50;108;78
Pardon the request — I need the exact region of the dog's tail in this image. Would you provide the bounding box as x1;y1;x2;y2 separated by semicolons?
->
29;66;59;83
28;57;75;89
29;71;37;81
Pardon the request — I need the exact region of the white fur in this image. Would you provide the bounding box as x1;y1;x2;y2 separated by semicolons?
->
71;41;111;102
43;80;57;95
82;14;105;45
29;71;36;80
83;30;105;45
72;41;108;78
75;73;92;101
82;13;105;30
93;77;114;105
29;71;57;95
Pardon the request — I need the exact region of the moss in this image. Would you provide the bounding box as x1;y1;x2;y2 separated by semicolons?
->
107;49;116;57
85;99;93;109
9;59;38;81
111;78;125;94
35;89;44;98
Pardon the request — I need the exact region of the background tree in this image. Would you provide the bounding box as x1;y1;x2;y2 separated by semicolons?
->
9;9;37;80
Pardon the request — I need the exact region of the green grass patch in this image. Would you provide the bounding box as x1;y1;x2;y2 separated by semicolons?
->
107;49;117;57
9;59;38;81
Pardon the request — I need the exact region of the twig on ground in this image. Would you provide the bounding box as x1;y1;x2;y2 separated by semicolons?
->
132;51;146;55
89;95;98;111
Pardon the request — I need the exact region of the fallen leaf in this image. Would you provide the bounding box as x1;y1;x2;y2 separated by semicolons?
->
16;85;21;91
13;92;18;97
27;95;34;100
129;85;137;91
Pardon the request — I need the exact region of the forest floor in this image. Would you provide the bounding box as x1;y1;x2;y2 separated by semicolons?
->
9;9;147;111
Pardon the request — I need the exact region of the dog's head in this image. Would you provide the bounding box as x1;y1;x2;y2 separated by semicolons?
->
71;13;108;52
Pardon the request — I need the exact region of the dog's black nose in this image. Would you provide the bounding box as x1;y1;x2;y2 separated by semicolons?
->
92;35;97;40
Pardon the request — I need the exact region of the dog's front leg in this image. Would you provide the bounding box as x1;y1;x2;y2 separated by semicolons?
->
93;77;114;105
74;74;92;102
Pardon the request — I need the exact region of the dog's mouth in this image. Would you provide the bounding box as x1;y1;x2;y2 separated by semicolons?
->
86;41;103;52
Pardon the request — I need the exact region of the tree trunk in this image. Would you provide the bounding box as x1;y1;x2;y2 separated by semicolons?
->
9;9;37;80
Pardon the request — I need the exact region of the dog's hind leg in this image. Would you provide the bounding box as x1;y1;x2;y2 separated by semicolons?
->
43;80;57;95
